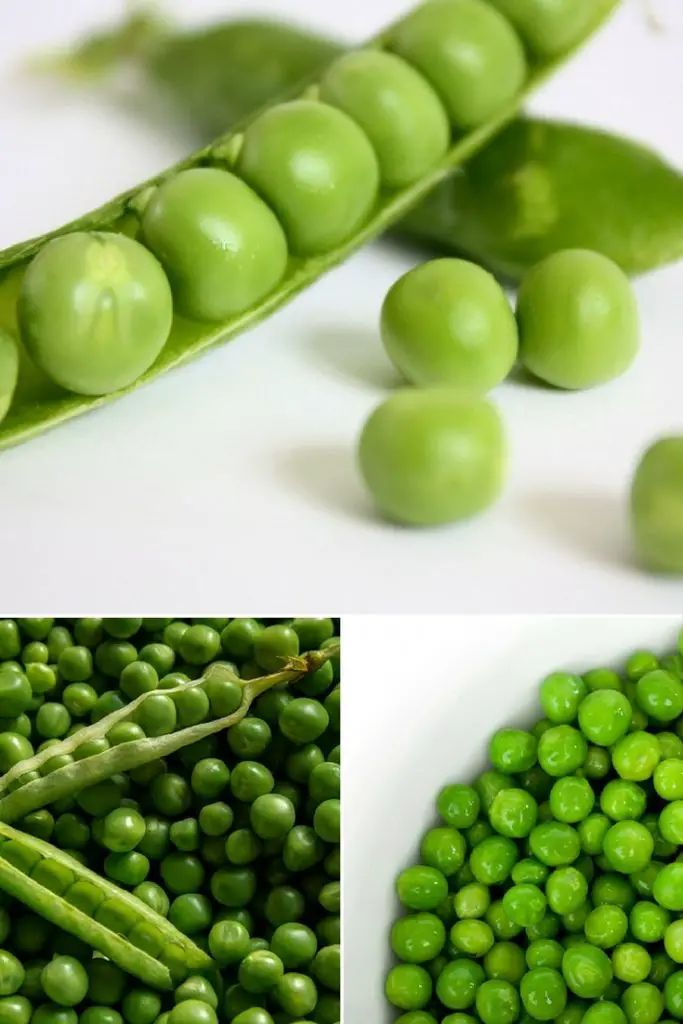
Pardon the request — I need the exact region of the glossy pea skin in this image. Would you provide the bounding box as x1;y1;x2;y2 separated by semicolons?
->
578;690;632;747
0;329;19;425
390;0;527;129
18;231;173;396
489;0;597;57
381;259;518;391
319;49;449;189
391;914;446;964
385;964;432;1011
237;99;379;256
631;437;683;573
517;249;639;390
358;388;506;526
141;168;288;322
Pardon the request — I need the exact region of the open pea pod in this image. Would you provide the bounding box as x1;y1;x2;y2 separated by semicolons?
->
0;646;336;821
0;0;620;448
0;822;211;989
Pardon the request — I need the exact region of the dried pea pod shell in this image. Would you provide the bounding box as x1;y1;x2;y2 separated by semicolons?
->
399;118;683;279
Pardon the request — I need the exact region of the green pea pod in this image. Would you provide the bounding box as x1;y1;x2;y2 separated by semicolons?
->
43;8;683;282
0;646;336;821
399;118;683;279
0;0;619;448
0;822;211;989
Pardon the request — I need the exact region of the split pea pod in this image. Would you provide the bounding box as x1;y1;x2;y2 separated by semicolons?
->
0;646;336;821
0;822;211;989
0;0;620;448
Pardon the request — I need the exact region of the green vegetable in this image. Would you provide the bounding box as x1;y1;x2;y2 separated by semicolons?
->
380;258;518;391
489;0;598;57
50;8;683;288
0;0;618;448
358;388;506;527
631;437;683;574
0;331;19;423
516;249;640;390
388;628;683;1022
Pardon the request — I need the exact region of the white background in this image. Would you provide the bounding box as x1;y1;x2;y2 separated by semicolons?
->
343;614;683;1020
1;1;683;610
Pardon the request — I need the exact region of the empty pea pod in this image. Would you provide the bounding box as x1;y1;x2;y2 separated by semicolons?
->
0;0;620;447
0;646;337;822
0;822;210;989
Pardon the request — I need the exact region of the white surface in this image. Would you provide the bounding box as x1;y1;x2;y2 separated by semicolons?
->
343;613;683;1021
1;1;683;610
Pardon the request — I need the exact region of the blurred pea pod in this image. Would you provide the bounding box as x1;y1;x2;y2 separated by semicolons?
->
43;8;683;280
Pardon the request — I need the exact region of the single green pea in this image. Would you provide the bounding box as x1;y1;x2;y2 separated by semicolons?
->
549;776;595;823
580;1003;627;1024
0;953;24;996
167;1002;216;1024
520;967;567;1021
486;899;523;941
489;0;597;56
0;733;33;772
0;668;32;718
40;957;88;1007
537;725;587;777
483;941;525;985
578;690;632;746
665;970;683;1018
612;943;652;984
18;232;173;395
517;248;639;389
527;939;564;971
397;865;449;911
602;820;654;874
600;780;647;822
320;49;449;188
381;259;517;391
665;920;683;964
358;388;506;526
436;959;484;1010
632;437;683;572
385;964;432;1011
470;835;518;885
584;905;629;949
454;883;491;920
474;978;520;1024
237;99;379;256
141;167;288;321
489;729;537;774
636;670;683;722
391;913;446;964
612;731;661;781
546;866;588;915
540;673;587;724
529;821;580;867
562;943;613;998
390;0;527;129
420;826;466;876
502;884;546;927
450;919;494;958
630;900;670;943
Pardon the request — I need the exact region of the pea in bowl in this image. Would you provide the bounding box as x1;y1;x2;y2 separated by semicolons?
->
344;615;683;1023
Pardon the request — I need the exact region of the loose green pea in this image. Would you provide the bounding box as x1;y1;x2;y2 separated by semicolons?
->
319;49;449;188
385;964;432;1011
612;731;661;782
391;0;527;129
578;690;632;747
237;99;380;256
537;726;587;777
141;167;288;321
358;388;506;526
562;943;612;998
18;232;173;395
521;967;567;1021
631;437;683;572
636;670;683;722
380;259;518;391
517;249;639;390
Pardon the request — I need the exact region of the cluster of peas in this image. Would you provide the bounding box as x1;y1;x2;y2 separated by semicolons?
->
386;633;683;1023
0;0;589;410
0;617;340;1024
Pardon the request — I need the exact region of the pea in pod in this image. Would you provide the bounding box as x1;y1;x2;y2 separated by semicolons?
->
0;821;211;989
47;8;683;283
0;0;619;448
0;646;336;821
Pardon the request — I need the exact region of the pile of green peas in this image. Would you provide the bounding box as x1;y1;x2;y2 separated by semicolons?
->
0;0;547;410
358;247;640;528
386;630;683;1023
0;617;340;1024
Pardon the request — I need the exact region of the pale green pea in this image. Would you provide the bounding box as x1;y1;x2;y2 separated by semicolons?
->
631;437;683;574
237;100;380;256
516;249;639;390
17;232;173;396
141;168;288;322
358;389;506;527
380;259;518;392
390;0;527;129
319;49;450;189
489;0;598;57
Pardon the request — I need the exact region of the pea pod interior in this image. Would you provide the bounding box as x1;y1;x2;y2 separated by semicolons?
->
0;0;620;449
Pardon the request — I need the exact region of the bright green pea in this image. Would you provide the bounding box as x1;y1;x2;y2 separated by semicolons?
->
438;785;481;829
630;900;670;943
529;821;580;866
666;920;683;964
612;943;651;984
391;914;446;963
631;436;683;572
581;1003;626;1024
391;0;526;129
0;953;23;996
385;964;432;1011
141;167;288;321
578;690;632;746
540;673;587;724
502;884;546;927
41;957;88;1006
546;866;588;914
470;836;518;885
237;99;379;256
489;788;538;838
0;669;32;717
600;780;647;822
537;725;587;777
517;249;639;390
483;941;525;984
319;49;449;188
655;759;683;801
397;865;448;911
380;259;517;391
436;959;484;1010
612;731;661;781
474;978;520;1024
0;733;33;771
549;776;594;823
18;231;173;395
358;388;506;526
584;905;628;949
602;820;653;874
420;827;466;876
520;967;567;1021
636;670;683;722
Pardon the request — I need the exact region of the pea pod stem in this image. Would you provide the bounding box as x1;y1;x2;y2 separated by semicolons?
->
0;1;621;448
0;645;337;822
0;820;212;988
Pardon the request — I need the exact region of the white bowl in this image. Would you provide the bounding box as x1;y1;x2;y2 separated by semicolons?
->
343;614;682;1022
